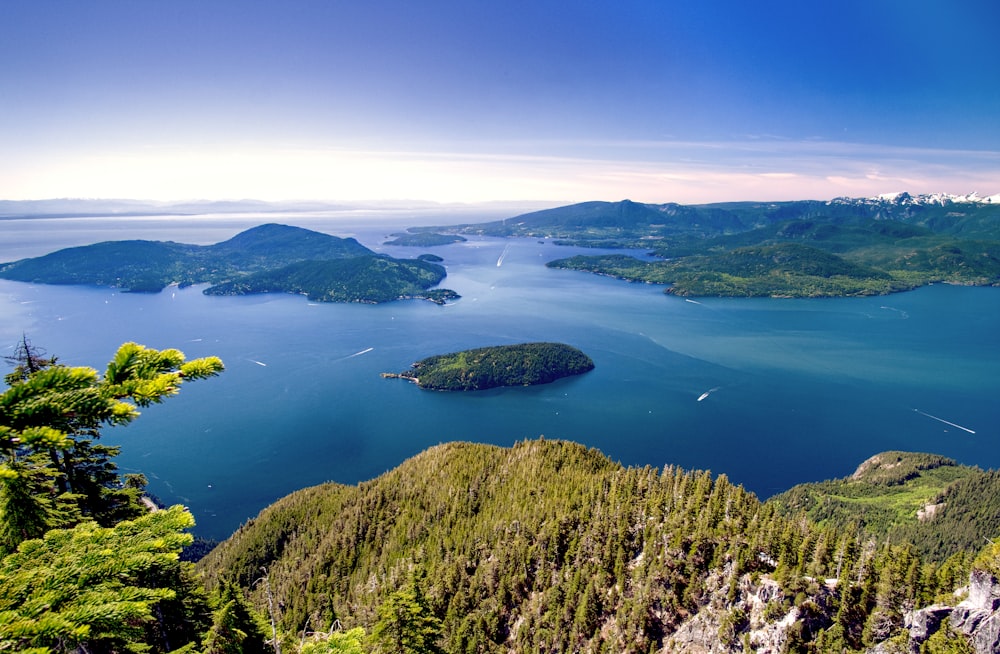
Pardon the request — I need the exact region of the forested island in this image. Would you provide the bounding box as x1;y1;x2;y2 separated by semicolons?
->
383;231;467;246
426;194;1000;297
202;255;459;304
383;342;594;390
0;223;459;304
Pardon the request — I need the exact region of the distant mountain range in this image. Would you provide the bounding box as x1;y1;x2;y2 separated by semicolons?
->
0;198;357;218
847;191;1000;206
1;192;997;219
425;193;999;298
0;198;554;219
434;193;1000;241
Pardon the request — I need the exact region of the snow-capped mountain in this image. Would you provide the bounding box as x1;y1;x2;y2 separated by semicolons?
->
830;192;1000;206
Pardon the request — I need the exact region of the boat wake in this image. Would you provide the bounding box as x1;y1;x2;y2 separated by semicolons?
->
497;243;512;267
913;408;975;434
334;347;375;362
880;306;910;319
697;387;721;402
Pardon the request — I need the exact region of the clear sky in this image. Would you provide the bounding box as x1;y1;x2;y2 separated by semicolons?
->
2;0;998;204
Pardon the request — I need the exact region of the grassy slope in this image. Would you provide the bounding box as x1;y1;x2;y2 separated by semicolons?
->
767;451;1000;561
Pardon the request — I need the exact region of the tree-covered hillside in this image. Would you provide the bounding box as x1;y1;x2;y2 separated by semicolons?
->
203;255;458;304
548;242;915;298
425;196;1000;298
198;439;991;653
6;338;1000;652
0;223;459;303
0;224;370;290
768;451;1000;563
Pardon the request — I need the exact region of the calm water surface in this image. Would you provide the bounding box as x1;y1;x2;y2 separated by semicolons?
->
2;214;998;539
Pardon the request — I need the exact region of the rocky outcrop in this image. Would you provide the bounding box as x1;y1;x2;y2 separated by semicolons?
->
662;565;835;653
897;569;1000;654
658;564;1000;654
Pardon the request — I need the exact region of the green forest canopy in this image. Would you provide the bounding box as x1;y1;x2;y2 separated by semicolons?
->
0;224;459;304
384;342;595;390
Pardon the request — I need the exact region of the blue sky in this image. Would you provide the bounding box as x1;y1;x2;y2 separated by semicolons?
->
2;0;998;204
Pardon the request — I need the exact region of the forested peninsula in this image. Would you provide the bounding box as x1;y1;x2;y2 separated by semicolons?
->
0;223;458;304
383;342;594;390
428;194;1000;297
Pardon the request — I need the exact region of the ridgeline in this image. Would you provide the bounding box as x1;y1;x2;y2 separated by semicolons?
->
198;439;1000;653
425;196;1000;297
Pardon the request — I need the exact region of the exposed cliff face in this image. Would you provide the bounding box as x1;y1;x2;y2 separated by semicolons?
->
654;562;1000;653
901;570;1000;654
659;567;1000;654
660;564;838;654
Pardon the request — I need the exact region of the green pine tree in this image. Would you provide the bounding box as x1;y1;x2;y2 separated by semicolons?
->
301;627;368;654
371;580;442;654
0;505;208;653
204;584;270;654
0;340;224;547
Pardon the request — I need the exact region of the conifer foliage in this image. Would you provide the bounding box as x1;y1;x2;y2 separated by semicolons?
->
0;339;227;653
200;439;978;653
0;506;207;652
0;340;224;552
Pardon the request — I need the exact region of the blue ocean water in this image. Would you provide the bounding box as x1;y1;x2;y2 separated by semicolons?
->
2;215;998;540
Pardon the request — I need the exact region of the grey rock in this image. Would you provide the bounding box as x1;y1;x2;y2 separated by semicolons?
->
906;605;952;652
969;570;1000;612
971;611;1000;654
951;606;990;635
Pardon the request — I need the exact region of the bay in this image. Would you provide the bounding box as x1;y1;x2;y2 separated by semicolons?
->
2;214;998;540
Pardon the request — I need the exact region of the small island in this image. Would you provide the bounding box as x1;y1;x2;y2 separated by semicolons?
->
383;232;467;247
383;342;594;391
